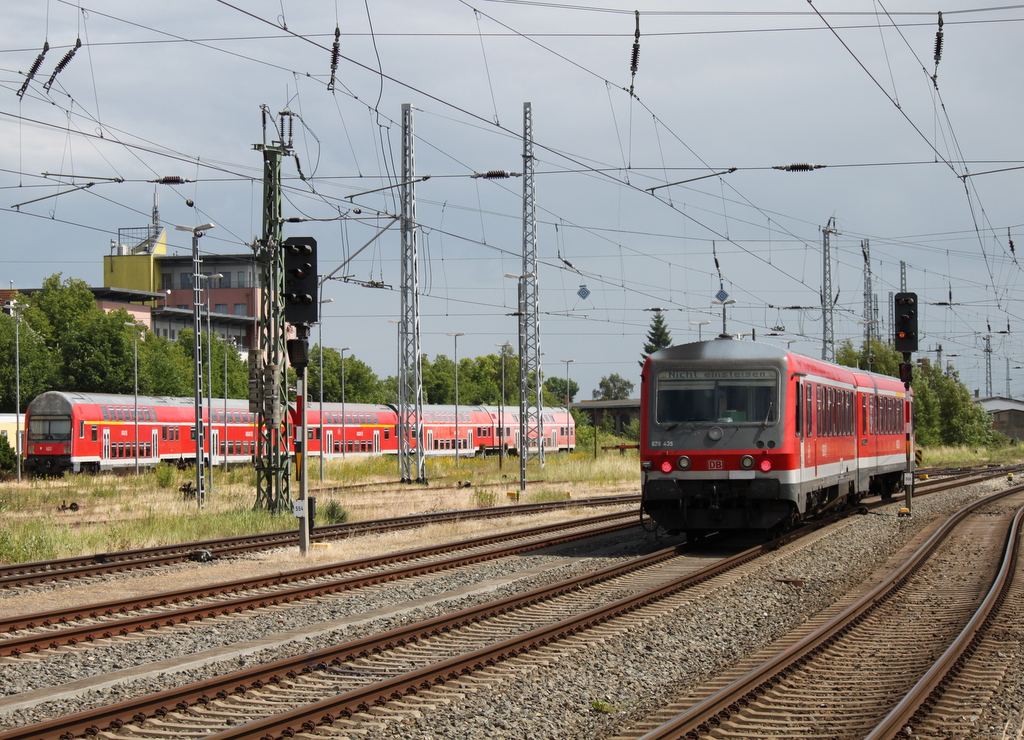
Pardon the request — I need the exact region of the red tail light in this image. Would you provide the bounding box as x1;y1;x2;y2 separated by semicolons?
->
660;461;673;474
759;458;772;472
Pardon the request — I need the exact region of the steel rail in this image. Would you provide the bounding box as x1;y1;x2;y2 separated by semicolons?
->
0;523;780;740
634;483;1024;740
0;511;636;656
864;502;1024;740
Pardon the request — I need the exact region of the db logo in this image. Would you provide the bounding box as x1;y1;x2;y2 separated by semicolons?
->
707;459;724;470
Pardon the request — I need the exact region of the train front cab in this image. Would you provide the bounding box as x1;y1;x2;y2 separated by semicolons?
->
640;345;798;536
23;391;75;476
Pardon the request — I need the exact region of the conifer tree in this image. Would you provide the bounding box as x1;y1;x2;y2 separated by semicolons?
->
640;310;673;366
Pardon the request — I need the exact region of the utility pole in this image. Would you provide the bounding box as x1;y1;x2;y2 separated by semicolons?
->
397;103;426;483
821;217;837;363
252;107;292;512
521;102;545;467
862;239;874;371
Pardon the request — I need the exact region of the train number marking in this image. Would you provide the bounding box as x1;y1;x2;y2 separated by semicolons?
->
707;459;724;470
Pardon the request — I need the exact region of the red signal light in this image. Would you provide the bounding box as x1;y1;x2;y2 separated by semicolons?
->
759;458;772;472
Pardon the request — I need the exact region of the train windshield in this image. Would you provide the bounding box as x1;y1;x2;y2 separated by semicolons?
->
655;369;778;425
28;417;73;441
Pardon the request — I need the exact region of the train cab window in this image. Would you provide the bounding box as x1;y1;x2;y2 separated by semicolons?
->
28;417;72;441
654;369;778;425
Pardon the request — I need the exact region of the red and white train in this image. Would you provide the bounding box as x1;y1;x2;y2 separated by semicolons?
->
640;337;911;536
22;391;574;476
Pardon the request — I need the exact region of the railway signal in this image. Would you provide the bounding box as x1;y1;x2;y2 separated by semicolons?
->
894;292;918;352
282;236;318;325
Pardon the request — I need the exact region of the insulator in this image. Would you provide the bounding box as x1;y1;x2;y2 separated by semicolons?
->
157;176;185;184
773;163;825;172
331;27;340;70
933;31;943;63
43;38;80;91
630;43;640;73
17;41;49;98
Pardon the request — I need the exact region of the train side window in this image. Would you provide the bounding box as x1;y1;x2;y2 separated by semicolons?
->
91;425;98;442
79;420;85;438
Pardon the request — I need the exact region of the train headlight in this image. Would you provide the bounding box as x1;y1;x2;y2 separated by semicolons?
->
676;455;692;471
739;455;755;470
759;458;773;472
660;461;673;474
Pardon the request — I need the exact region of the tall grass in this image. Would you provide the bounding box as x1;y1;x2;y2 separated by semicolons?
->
0;449;639;565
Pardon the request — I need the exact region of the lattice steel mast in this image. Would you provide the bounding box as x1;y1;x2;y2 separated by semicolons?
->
252;108;292;511
521;102;544;465
821;217;837;362
398;103;426;483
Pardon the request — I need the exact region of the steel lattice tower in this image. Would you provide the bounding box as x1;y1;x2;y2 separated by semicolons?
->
398;103;426;483
821;217;837;363
252;111;291;512
521;102;544;466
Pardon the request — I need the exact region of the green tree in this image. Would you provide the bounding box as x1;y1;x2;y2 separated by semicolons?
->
60;308;134;393
593;373;635;400
641;310;673;366
0;307;55;413
544;376;579;406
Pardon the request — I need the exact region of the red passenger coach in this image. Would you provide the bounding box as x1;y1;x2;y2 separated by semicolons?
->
640;337;910;537
24;391;577;475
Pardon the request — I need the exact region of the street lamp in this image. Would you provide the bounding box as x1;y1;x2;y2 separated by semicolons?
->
198;272;223;493
175;222;216;508
494;342;511;466
339;346;350;459
316;297;334;482
7;301;26;482
446;332;465;461
504;273;535;494
560;359;574;407
689;320;711;342
224;337;235;468
124;321;145;475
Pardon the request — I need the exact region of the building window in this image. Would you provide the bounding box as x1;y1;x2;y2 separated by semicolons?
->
220;273;231;288
180;273;192;289
215;304;228;314
161;273;173;290
234;303;247;316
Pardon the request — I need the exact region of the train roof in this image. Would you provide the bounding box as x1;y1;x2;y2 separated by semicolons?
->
649;337;788;363
648;337;909;393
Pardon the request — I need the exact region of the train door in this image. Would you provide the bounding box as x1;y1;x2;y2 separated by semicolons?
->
326;431;333;459
550;429;558;451
211;430;220;467
803;383;816;478
373;430;380;453
467;429;474;452
152;429;159;461
426;430;433;452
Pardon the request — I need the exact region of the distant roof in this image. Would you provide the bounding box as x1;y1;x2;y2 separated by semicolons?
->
572;398;640;409
976;397;1024;413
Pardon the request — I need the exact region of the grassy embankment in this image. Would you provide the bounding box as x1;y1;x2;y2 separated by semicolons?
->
0;450;639;565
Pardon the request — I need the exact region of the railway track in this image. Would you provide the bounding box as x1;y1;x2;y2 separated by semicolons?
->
2;478;1001;740
0;510;638;658
0;493;639;590
611;484;1024;739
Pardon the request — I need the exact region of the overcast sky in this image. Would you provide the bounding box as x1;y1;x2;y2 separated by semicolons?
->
2;1;1022;399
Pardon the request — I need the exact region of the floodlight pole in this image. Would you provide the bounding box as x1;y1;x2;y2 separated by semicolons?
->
447;332;465;462
124;322;144;475
8;302;26;482
175;222;216;508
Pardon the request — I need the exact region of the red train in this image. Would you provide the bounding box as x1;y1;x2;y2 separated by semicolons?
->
640;337;911;537
22;391;575;475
